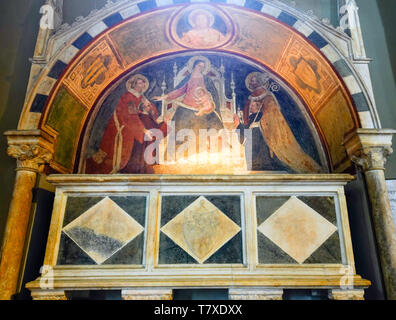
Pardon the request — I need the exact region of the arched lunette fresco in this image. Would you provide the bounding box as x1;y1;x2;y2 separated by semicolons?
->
77;51;330;175
28;3;362;174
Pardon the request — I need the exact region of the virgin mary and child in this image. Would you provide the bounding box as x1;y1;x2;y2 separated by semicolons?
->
153;56;224;159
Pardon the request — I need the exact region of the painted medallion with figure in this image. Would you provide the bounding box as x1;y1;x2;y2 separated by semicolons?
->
169;5;234;49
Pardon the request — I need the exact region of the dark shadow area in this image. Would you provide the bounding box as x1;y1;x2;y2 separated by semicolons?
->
67;290;122;300
173;289;229;300
283;289;329;300
14;188;54;300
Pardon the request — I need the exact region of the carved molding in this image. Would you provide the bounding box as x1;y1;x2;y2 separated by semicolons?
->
337;0;366;59
40;0;63;30
329;289;365;300
33;295;68;300
338;0;356;32
351;146;393;171
229;288;284;300
8;144;52;173
31;290;68;300
121;289;173;300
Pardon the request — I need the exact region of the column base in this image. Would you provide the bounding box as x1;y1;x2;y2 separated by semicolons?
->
329;289;365;300
122;288;173;300
229;288;283;300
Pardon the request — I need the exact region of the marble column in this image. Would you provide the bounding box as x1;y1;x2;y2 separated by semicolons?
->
0;130;53;300
345;129;396;300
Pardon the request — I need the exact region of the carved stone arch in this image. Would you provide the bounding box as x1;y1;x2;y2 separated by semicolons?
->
18;0;376;173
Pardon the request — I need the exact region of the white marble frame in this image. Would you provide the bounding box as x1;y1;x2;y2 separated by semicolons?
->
47;191;151;269
153;191;247;268
252;191;349;267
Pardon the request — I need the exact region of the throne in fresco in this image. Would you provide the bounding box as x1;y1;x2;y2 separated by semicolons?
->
158;57;238;126
154;57;247;174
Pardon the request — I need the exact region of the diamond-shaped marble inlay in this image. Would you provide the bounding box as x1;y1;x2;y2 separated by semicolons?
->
257;196;337;264
63;197;144;264
161;196;241;264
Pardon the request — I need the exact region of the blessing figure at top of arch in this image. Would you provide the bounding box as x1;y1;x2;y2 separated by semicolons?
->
180;8;227;48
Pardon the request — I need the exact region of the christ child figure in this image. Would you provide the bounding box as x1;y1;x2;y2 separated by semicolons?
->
194;87;215;116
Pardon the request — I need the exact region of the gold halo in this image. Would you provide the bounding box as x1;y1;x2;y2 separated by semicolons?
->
188;9;215;28
126;74;149;93
194;86;207;98
245;72;270;92
187;56;211;75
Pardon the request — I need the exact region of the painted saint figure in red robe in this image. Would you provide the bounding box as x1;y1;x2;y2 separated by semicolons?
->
86;74;168;174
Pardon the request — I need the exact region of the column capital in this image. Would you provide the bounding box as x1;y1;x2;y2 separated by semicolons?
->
5;130;54;173
344;129;396;171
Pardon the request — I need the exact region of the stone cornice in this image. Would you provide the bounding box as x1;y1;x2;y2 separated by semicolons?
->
46;173;355;186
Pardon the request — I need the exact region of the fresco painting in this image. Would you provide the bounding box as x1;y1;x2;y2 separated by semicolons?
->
109;9;175;66
85;74;168;174
47;86;86;170
169;5;234;49
63;39;123;107
224;8;292;68
316;89;356;169
277;37;338;110
83;53;326;175
39;4;361;173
